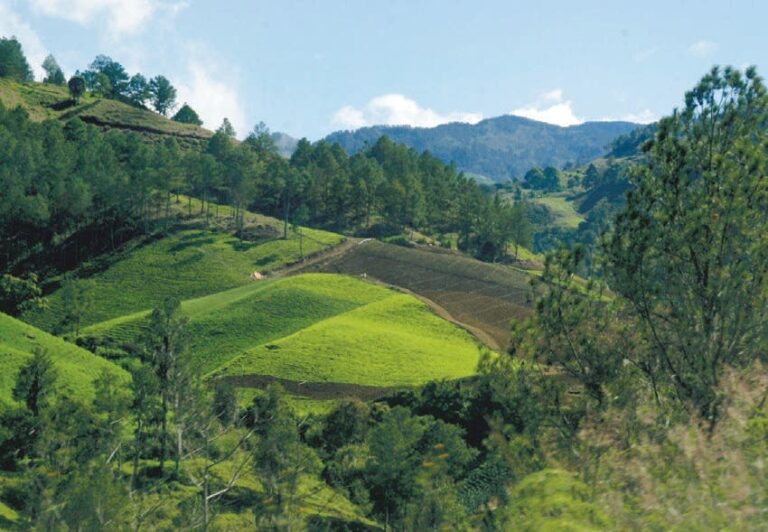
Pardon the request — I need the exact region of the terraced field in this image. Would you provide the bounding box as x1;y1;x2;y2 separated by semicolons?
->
81;273;483;398
0;312;129;407
299;240;536;350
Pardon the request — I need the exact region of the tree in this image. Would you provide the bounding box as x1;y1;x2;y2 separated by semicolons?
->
86;55;129;98
13;348;57;417
0;37;33;81
0;273;45;317
172;103;203;126
42;54;65;85
149;75;177;116
605;66;768;423
127;73;150;107
67;75;86;103
143;297;188;475
217;117;236;137
509;202;532;259
59;278;95;336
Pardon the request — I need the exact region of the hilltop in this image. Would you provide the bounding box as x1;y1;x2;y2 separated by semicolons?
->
0;78;212;147
325;115;640;182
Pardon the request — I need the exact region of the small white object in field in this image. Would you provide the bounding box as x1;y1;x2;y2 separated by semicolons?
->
250;271;264;280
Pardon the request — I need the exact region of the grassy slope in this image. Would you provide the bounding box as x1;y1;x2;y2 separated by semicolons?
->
532;193;585;229
300;240;536;350
0;79;211;139
0;312;129;407
25;226;343;332
83;273;483;385
218;291;482;386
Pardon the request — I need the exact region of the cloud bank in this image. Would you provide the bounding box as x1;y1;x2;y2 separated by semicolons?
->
175;49;247;137
29;0;187;35
331;94;483;130
511;89;582;127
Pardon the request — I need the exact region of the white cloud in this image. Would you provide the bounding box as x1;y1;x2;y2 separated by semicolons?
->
175;51;247;137
29;0;187;36
511;89;582;127
688;40;718;58
598;109;658;124
0;2;49;79
331;93;483;130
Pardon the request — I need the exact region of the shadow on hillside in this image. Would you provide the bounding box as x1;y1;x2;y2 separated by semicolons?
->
168;234;217;253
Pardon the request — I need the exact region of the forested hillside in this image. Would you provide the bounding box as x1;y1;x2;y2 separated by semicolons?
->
326;115;640;182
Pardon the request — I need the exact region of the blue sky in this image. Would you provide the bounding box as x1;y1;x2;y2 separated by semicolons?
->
1;0;766;139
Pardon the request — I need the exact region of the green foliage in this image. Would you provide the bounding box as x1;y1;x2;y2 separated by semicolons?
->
0;37;33;82
67;75;85;103
606;66;768;422
172;102;203;125
41;55;65;85
149;75;177;116
12;348;57;417
504;469;611;530
0;273;45;317
0;311;129;408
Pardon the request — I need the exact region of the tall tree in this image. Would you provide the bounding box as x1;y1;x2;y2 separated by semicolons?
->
13;348;57;417
149;75;177;116
127;73;150;108
605;66;768;423
0;37;33;81
143;297;188;475
42;54;65;85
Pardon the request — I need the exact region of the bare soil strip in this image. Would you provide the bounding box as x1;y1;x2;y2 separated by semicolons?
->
220;374;407;401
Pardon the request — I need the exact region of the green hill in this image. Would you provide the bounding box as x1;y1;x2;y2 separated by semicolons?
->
81;273;483;392
24;224;343;332
0;312;129;407
299;239;536;350
0;78;212;146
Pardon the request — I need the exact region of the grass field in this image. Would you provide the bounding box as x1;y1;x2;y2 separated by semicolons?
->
0;312;129;408
81;273;483;393
300;240;536;350
25;226;343;332
532;194;585;229
217;292;482;386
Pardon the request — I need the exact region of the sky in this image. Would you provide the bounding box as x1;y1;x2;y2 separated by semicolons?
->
1;0;766;139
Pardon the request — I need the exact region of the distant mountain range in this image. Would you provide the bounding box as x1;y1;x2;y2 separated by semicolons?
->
324;115;641;182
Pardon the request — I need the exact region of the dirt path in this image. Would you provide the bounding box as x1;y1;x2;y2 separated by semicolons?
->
267;237;365;278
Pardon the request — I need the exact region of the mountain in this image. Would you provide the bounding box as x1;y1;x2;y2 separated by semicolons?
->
325;115;641;182
270;131;299;157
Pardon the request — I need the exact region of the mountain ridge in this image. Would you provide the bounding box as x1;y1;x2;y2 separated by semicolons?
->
325;114;641;182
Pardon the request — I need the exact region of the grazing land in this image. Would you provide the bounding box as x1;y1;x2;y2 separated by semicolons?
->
0;312;129;407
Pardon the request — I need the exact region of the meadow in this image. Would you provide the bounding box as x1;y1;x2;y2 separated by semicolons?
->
0;312;129;407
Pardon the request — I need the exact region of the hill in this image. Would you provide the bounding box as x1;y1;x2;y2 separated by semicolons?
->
0;78;212;147
0;312;129;407
80;273;483;397
24;219;342;333
297;239;536;350
325;115;640;182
